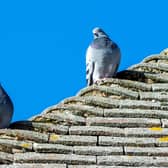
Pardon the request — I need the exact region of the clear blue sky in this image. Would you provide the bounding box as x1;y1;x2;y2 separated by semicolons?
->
1;0;168;122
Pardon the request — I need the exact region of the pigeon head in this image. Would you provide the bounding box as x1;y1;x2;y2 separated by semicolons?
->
92;27;108;39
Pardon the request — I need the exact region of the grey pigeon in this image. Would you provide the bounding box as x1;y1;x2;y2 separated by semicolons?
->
0;84;13;128
86;27;121;86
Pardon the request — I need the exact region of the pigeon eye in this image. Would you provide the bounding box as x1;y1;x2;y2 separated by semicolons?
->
94;33;98;37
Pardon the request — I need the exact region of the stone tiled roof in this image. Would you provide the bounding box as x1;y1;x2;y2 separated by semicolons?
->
1;49;168;167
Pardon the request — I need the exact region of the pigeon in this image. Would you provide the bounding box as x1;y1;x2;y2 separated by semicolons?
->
0;84;13;128
86;27;121;86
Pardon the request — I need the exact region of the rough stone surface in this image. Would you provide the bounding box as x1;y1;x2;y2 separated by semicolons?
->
43;112;86;126
49;134;97;146
125;147;168;156
68;166;168;168
152;83;168;91
86;117;160;128
0;129;48;143
33;143;73;153
31;123;69;134
125;127;168;137
0;152;13;164
0;139;32;152
10;121;69;134
96;78;152;91
140;91;168;101
69;126;124;136
104;108;168;118
77;85;139;99
14;153;96;164
73;146;123;156
99;136;156;147
54;104;104;117
97;155;168;166
0;164;66;168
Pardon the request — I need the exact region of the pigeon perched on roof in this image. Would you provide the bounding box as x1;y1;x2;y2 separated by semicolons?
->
0;84;13;128
86;27;121;86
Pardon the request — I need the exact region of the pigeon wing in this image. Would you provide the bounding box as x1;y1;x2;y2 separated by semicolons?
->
86;47;95;86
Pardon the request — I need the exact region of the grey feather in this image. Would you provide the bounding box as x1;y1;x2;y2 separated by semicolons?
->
0;84;13;128
86;27;121;86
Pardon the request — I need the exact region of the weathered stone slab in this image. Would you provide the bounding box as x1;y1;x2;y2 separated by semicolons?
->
73;146;123;155
130;63;168;73
62;96;161;110
155;134;168;147
33;143;73;153
99;135;168;147
104;108;168;119
144;73;168;83
44;112;86;126
140;92;168;101
69;126;124;136
86;117;160;128
99;136;156;147
49;134;97;146
125;147;168;156
152;83;168;91
31;122;69;134
120;99;160;109
84;96;161;109
54;104;104;117
142;54;167;63
0;152;13;164
107;85;139;99
77;85;139;99
0;164;66;168
68;166;168;168
69;166;107;168
14;153;96;164
9;120;67;135
125;128;168;137
0;139;32;152
75;96;119;108
95;78;152;91
0;129;48;143
97;155;168;166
